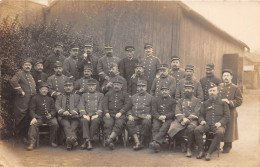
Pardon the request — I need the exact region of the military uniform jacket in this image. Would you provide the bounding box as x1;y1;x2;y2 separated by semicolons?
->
200;75;221;100
97;55;121;80
63;56;80;80
118;57;139;82
10;70;37;125
102;74;127;93
78;92;104;117
150;75;176;97
77;54;99;78
128;74;147;96
151;95;176;120
74;77;100;94
103;90;130;117
175;78;204;101
199;97;230;126
218;83;243;142
43;54;66;76
29;94;56;119
169;68;185;84
125;92;153;119
31;70;48;92
55;93;81;116
47;74;69;96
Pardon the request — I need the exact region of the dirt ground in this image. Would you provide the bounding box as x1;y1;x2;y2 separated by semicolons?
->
0;89;259;167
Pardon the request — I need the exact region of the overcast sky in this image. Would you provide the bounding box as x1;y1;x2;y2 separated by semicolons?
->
30;0;260;53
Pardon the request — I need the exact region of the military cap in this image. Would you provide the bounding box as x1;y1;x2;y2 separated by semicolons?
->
22;57;33;65
105;45;113;49
206;63;215;70
158;64;169;70
185;65;194;71
125;46;135;51
161;86;169;90
54;61;63;68
144;43;152;49
84;43;93;47
113;77;124;84
71;44;79;51
39;82;49;89
184;81;194;88
222;69;233;75
64;80;73;86
87;79;97;85
34;59;44;66
137;80;147;86
135;63;144;68
171;56;180;61
54;42;63;47
208;82;217;89
84;65;93;71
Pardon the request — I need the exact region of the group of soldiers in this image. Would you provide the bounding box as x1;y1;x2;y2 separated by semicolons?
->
10;42;243;161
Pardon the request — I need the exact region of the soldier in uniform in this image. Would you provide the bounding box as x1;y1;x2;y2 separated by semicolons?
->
200;64;221;101
10;58;36;142
102;63;127;94
168;82;201;157
126;80;153;150
149;86;177;153
55;80;81;151
118;46;139;90
97;45;121;86
44;42;65;76
77;43;99;81
128;63;147;96
78;79;104;150
150;64;176;97
169;56;185;84
218;69;243;153
31;59;48;93
141;43;161;92
195;82;230;161
103;78;130;150
74;65;100;94
47;61;69;98
175;65;203;101
27;82;59;151
63;46;80;80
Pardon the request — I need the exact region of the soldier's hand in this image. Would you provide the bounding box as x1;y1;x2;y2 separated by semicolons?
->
83;115;90;121
146;115;151;119
71;110;78;115
200;121;206;125
83;53;88;59
97;110;102;114
63;111;70;116
92;115;99;120
105;76;110;80
128;115;134;121
58;109;64;115
21;91;25;96
46;113;52;119
183;118;190;124
215;122;221;128
56;92;61;96
106;82;113;88
30;118;37;125
115;112;122;118
79;88;84;93
181;121;185;126
105;113;110;119
131;74;136;79
159;115;164;121
221;98;230;104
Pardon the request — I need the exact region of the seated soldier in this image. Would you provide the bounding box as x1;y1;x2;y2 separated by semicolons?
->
27;82;59;151
55;80;81;151
103;78;130;150
168;81;201;157
78;79;104;150
195;83;230;161
149;86;176;153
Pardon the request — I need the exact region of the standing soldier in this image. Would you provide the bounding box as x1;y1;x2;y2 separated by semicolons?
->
97;45;120;86
27;82;59;151
126;80;153;150
175;65;203;101
44;42;65;76
103;78;130;150
218;69;243;153
128;63;147;96
149;86;176;153
74;65;100;94
63;45;80;80
10;58;36;142
118;46;139;90
55;80;81;151
169;56;185;84
31;59;48;93
195;82;230;161
141;43;161;92
77;43;99;81
47;61;69;98
78;79;104;150
150;64;176;97
168;82;201;157
200;64;221;101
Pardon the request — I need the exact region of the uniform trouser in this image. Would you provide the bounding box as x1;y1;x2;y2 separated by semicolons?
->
195;125;225;154
28;117;59;144
175;124;196;149
103;116;126;137
80;117;102;140
59;118;79;138
16;113;30;138
152;119;172;144
127;118;152;137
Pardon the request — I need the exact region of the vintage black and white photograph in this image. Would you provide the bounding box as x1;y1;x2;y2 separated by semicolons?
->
0;0;259;167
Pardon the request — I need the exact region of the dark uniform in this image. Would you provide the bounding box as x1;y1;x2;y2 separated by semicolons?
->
31;60;48;93
63;56;80;80
169;56;185;84
128;64;147;96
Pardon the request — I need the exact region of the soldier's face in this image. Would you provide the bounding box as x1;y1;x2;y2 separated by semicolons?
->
39;87;49;96
135;67;144;75
160;69;168;77
64;84;74;93
105;48;113;56
171;60;180;69
144;47;153;55
206;68;214;77
161;89;170;97
70;49;79;58
184;87;193;98
23;63;32;72
185;69;194;78
84;47;93;54
54;67;63;75
126;50;134;59
137;85;147;93
222;72;232;84
110;66;119;74
54;46;63;54
84;70;92;77
113;83;122;91
88;84;96;93
35;63;43;72
208;87;218;99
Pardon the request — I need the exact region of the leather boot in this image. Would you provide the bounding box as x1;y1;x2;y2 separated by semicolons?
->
205;153;211;161
87;140;93;150
71;137;78;147
66;137;72;151
196;151;205;159
133;134;141;150
149;141;160;153
81;139;88;150
181;142;187;153
27;143;34;151
222;142;232;153
186;148;192;157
